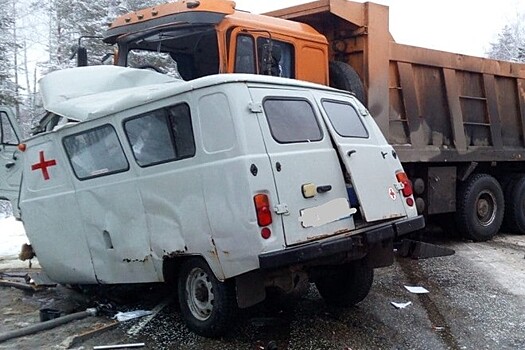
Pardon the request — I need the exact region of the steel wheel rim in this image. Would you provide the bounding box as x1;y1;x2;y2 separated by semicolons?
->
476;190;497;227
186;267;214;321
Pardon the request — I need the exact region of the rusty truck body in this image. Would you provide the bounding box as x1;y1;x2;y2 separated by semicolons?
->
98;0;525;242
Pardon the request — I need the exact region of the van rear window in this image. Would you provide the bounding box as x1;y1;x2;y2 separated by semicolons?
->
63;125;129;179
263;99;322;143
322;100;369;138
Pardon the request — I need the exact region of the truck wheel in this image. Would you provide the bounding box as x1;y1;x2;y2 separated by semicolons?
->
315;261;373;306
456;173;504;241
177;258;236;337
329;61;366;104
503;175;525;234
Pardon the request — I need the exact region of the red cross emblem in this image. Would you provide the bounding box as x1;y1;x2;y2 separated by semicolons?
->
31;151;57;181
388;187;397;200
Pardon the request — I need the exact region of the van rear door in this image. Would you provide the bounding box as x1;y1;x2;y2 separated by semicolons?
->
316;94;408;222
0;107;22;217
250;88;355;246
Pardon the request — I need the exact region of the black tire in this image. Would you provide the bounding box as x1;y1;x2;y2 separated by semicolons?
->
177;258;236;337
329;61;366;104
503;175;525;234
314;261;373;307
455;173;504;241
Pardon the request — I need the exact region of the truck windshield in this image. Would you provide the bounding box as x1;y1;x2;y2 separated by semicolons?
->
120;27;219;81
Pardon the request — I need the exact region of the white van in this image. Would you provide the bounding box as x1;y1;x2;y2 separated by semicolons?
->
0;66;423;337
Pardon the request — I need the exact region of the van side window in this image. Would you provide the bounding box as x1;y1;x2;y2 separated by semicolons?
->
322;100;369;138
257;38;295;78
235;35;256;74
124;103;195;167
0;111;19;145
63;125;129;179
263;99;322;143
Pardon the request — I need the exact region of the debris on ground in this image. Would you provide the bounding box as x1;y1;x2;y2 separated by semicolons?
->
390;301;412;309
404;285;430;294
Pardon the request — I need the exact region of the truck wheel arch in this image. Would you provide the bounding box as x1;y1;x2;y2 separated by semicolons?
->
328;61;366;104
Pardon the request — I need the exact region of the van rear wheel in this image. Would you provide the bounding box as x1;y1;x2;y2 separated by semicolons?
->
315;261;373;307
177;258;236;337
456;173;504;241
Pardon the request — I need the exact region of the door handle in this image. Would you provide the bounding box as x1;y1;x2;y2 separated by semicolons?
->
347;150;357;157
5;162;15;169
317;185;332;193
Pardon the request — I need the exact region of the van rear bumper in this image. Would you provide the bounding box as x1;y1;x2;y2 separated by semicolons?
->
258;215;425;270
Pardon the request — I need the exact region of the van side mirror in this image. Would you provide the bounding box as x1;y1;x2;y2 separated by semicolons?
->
77;46;88;67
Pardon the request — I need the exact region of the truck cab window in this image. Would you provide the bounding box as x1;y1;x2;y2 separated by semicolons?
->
322;100;369;138
124;104;195;167
257;38;294;78
63;125;129;179
263;99;322;143
0;112;19;145
235;35;256;73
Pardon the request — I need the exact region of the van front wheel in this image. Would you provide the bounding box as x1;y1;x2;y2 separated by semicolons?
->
177;258;236;337
315;261;373;307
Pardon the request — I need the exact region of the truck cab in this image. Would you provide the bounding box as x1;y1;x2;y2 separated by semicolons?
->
0;107;23;217
103;0;329;85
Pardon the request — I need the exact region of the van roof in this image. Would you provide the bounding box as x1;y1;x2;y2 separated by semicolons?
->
39;66;345;122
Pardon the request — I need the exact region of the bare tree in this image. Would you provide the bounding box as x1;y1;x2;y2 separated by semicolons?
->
487;13;525;62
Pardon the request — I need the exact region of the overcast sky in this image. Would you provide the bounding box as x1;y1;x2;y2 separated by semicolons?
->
234;0;525;57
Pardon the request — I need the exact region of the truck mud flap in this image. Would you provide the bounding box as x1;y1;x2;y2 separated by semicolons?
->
396;239;455;259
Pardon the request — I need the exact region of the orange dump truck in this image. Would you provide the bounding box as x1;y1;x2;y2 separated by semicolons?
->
101;0;525;241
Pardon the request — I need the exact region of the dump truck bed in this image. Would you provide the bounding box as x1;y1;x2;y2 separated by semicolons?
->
268;0;525;164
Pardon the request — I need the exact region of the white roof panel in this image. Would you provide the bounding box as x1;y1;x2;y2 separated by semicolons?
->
39;66;183;121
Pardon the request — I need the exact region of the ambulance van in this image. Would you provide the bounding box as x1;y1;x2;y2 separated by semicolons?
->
0;66;424;337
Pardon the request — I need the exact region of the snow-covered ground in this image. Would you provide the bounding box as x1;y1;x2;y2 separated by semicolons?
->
0;215;39;269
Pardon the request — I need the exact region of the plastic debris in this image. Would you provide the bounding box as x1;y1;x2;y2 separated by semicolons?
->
404;285;429;294
113;310;152;322
390;301;412;309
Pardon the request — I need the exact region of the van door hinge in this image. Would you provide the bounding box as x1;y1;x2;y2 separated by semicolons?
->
274;203;289;215
249;102;263;113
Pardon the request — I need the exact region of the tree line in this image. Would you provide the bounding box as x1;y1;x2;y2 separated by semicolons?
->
0;0;163;136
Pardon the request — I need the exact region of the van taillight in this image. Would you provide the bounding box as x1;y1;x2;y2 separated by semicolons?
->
396;172;413;197
254;194;272;226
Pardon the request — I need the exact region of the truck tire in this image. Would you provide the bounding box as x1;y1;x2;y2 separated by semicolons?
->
315;261;373;307
177;258;236;337
503;175;525;234
329;61;366;104
456;173;504;241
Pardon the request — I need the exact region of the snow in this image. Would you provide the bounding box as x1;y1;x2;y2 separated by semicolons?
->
0;215;39;269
